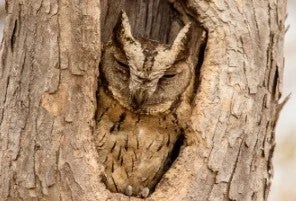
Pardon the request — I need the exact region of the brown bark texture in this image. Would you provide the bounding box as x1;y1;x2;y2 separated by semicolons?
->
0;0;287;201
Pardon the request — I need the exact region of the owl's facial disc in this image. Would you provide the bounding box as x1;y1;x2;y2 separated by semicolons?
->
126;57;186;113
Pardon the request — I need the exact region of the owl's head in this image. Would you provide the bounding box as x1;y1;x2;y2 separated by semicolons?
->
100;12;192;115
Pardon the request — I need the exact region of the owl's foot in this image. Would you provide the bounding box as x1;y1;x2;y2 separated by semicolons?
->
139;187;150;198
124;185;150;198
125;185;133;196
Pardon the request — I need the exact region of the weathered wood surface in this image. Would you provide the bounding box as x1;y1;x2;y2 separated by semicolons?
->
101;0;176;43
0;0;287;201
0;1;103;200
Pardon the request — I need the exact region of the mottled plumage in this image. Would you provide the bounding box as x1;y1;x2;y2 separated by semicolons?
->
95;11;194;197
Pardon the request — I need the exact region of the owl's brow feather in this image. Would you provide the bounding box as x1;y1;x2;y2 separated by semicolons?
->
114;11;146;71
114;11;190;76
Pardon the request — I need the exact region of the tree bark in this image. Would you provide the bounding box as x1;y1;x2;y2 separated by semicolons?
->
0;0;287;201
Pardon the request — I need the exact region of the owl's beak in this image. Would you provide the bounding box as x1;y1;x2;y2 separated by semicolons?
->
130;89;149;110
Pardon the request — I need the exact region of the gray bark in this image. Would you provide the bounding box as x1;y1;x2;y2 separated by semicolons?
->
0;0;287;201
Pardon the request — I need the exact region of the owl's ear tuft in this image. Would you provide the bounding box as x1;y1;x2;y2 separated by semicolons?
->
171;23;191;61
113;11;137;48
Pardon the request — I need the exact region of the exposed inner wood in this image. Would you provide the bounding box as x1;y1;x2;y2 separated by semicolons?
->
101;0;177;44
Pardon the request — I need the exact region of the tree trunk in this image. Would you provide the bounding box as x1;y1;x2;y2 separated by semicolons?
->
0;0;287;201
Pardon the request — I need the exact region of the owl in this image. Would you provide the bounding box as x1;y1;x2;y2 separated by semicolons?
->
95;11;194;198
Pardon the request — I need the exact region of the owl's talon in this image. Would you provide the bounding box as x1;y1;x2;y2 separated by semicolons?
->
125;185;133;196
140;187;150;198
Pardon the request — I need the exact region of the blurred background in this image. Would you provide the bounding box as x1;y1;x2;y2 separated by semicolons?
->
269;1;296;200
0;1;294;200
